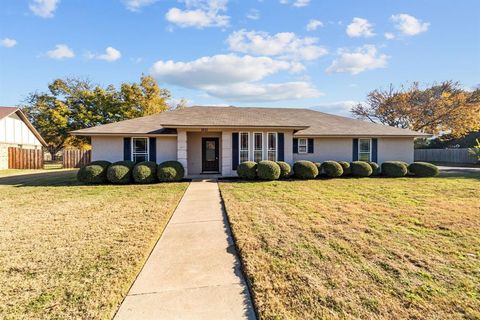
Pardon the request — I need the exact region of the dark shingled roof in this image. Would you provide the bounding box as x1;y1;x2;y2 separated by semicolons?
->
71;106;429;137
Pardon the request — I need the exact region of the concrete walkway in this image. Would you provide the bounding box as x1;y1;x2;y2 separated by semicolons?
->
114;180;256;320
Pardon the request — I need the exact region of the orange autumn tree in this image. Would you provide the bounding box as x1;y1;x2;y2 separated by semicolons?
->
351;81;480;137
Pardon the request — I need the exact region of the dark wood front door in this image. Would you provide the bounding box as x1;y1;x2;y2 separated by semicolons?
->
202;138;219;172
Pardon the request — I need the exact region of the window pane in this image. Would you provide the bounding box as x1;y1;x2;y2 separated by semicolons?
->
254;133;262;150
206;141;215;161
299;146;307;153
299;139;307;147
240;133;249;150
254;151;262;162
134;138;147;153
359;139;370;152
133;154;148;163
268;133;276;150
240;150;249;163
268;151;276;161
359;152;370;162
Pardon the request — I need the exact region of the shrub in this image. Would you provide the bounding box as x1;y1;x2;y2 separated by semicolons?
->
351;161;373;177
314;162;322;176
257;161;281;181
321;161;343;178
133;161;157;184
408;162;439;177
77;160;111;184
338;161;351;176
237;161;257;180
381;161;408;177
157;161;185;182
293;160;318;179
107;161;135;184
368;162;381;176
276;161;292;179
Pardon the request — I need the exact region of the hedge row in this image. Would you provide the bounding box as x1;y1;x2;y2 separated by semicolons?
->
237;160;438;180
77;160;185;184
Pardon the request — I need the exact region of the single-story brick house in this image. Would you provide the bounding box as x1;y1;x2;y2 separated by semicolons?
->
0;107;47;170
71;106;429;177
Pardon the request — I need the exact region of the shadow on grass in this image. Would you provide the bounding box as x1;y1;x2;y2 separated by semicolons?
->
0;170;81;187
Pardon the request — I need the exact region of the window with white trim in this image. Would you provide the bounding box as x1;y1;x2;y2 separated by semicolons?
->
253;132;263;162
298;138;307;154
358;138;371;161
132;137;149;162
239;132;249;163
267;132;277;161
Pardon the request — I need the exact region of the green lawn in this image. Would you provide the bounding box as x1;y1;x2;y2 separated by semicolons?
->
219;172;480;320
0;170;188;319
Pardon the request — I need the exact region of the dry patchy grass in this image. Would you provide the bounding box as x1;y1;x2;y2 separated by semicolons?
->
0;170;188;319
219;172;480;320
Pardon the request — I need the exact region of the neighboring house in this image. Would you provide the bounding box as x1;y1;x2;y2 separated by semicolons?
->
0;107;47;169
71;106;429;177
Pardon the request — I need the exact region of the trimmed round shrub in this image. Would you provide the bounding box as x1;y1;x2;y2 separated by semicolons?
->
314;162;322;176
293;160;318;179
368;162;381;176
157;161;185;182
77;160;111;184
133;161;157;183
321;161;343;178
276;161;292;179
107;161;135;184
338;161;351;176
381;161;408;177
351;161;373;177
237;161;257;180
408;162;439;177
257;161;281;181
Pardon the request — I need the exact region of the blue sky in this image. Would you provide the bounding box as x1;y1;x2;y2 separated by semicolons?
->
1;0;479;116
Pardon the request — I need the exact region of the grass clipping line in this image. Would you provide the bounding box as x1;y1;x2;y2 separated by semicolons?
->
219;173;480;320
0;170;188;319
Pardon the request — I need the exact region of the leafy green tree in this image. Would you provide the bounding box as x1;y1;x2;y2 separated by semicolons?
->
22;75;171;159
468;139;480;163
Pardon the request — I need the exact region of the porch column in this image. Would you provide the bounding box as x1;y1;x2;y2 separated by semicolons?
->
221;130;232;176
177;129;188;176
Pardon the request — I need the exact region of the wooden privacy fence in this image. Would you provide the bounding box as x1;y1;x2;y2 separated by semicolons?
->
414;148;477;164
8;147;44;169
63;149;91;168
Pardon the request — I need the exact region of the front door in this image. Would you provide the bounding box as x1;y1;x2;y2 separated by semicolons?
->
202;138;219;172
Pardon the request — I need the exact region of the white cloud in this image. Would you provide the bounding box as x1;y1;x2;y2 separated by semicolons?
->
246;9;260;20
46;44;74;59
29;0;60;18
346;17;375;38
384;32;395;40
151;54;294;87
279;0;311;7
123;0;158;12
391;14;429;36
151;54;320;101
326;45;388;75
205;82;321;102
0;38;17;48
86;47;122;62
306;19;323;31
311;100;359;116
227;29;328;61
165;0;230;28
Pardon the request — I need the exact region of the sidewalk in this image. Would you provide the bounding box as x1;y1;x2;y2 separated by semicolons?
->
114;180;256;320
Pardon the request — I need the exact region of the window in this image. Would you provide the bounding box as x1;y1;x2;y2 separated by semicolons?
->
298;138;307;154
239;132;249;163
358;138;371;161
267;132;277;161
253;132;263;162
132;137;149;162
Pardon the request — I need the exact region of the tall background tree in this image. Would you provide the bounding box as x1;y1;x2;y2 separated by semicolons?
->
351;81;480;137
22;75;174;159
